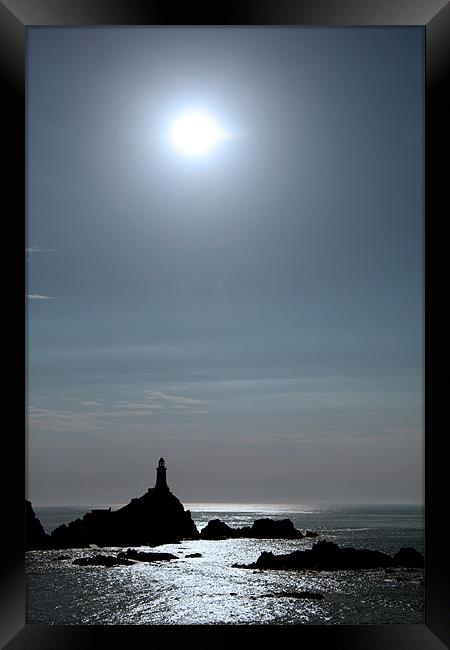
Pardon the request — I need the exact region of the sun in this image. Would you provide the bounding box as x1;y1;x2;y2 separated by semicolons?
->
169;110;228;157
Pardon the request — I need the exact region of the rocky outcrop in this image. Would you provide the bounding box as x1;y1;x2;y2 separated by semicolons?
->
50;460;199;549
26;500;50;550
392;547;424;568
200;519;236;539
73;554;135;567
233;540;424;571
72;549;179;567
200;517;305;540
117;548;178;562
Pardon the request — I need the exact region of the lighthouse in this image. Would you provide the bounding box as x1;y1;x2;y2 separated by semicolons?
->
155;457;169;490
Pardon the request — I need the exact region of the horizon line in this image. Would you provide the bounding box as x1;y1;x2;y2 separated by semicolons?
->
32;499;425;508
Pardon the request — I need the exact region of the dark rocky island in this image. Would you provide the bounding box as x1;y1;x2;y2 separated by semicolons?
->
25;500;51;550
200;517;307;540
233;539;424;571
27;459;199;550
72;550;179;568
72;554;135;567
117;548;178;562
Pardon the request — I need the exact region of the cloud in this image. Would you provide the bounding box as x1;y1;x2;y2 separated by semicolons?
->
27;389;209;434
25;247;55;253
27;294;54;300
27;406;107;433
383;427;422;437
143;390;205;407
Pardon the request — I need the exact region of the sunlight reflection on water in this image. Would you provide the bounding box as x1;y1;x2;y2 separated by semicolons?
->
27;505;424;625
26;537;424;625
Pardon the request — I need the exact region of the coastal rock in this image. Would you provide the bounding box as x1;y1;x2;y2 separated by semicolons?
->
26;500;50;551
200;519;236;539
250;518;304;539
233;539;424;571
117;548;178;562
200;517;305;540
73;554;135;567
50;459;199;549
392;547;424;568
186;552;202;558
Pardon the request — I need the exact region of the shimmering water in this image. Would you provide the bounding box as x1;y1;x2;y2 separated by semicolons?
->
27;503;424;625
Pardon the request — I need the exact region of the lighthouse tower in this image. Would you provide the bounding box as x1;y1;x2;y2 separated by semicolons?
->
155;457;169;490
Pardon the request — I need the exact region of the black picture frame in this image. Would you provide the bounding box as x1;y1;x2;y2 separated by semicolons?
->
2;0;448;647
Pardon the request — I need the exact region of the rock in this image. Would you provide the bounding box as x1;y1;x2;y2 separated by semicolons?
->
26;500;50;551
250;518;304;539
233;540;424;571
269;591;324;600
52;555;71;561
200;517;305;540
50;459;199;549
200;519;237;540
117;548;178;562
185;552;202;558
392;547;424;568
305;531;319;538
73;554;134;567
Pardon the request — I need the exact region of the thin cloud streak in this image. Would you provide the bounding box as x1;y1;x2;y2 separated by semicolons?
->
27;389;209;433
26;247;56;253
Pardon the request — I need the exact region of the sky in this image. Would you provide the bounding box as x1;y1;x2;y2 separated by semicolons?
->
27;27;424;506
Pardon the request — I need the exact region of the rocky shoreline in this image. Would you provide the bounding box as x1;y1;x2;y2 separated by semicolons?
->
199;517;317;540
233;539;424;571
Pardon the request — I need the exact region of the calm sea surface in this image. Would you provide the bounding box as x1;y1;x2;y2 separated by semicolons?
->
27;503;424;625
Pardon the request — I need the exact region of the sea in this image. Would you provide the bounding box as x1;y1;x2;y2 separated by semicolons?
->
26;503;424;625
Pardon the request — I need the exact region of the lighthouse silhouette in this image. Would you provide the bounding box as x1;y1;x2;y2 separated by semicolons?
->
155;457;169;490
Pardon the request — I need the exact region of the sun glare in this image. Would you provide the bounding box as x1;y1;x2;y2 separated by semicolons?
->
169;110;227;157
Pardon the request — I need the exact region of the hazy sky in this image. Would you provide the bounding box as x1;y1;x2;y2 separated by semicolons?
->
27;27;424;506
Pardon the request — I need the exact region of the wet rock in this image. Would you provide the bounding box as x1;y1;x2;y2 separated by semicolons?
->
200;519;236;539
305;531;319;538
117;548;178;562
392;547;424;568
186;552;202;558
200;517;305;540
251;518;304;539
234;540;424;571
73;554;134;567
